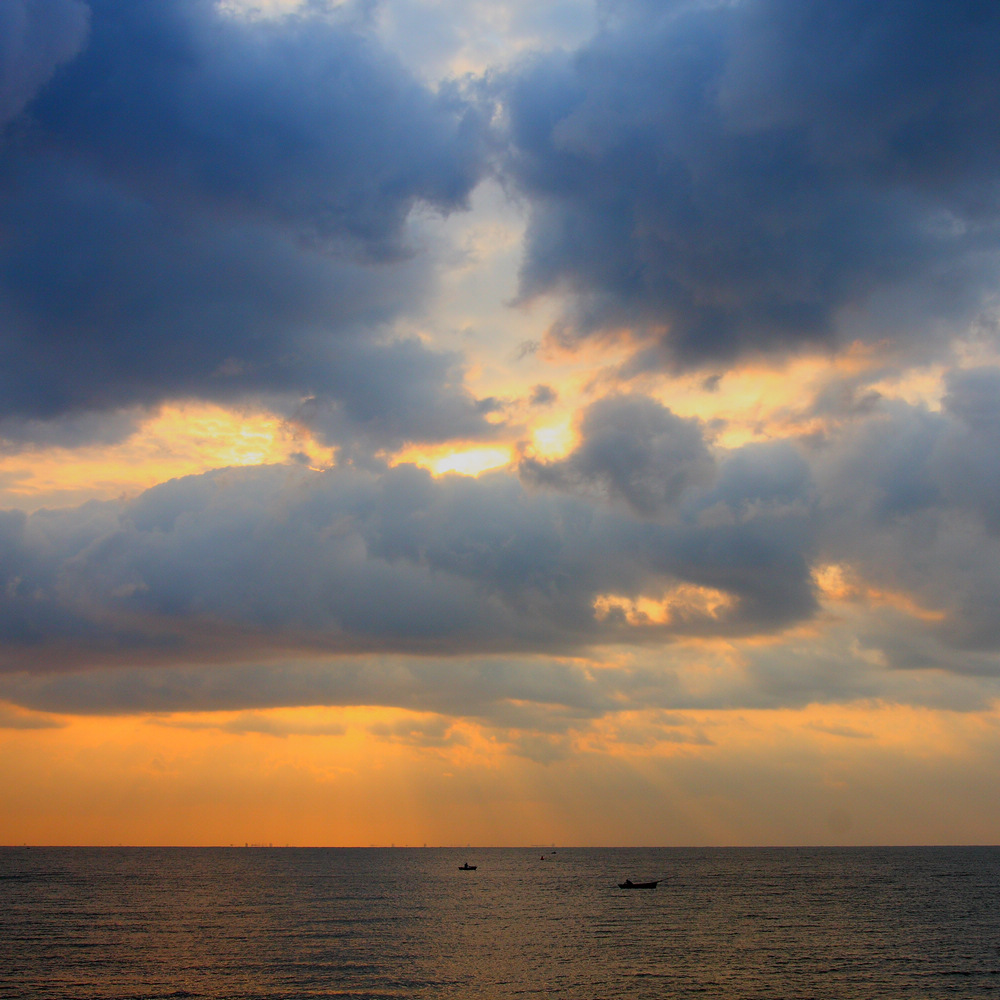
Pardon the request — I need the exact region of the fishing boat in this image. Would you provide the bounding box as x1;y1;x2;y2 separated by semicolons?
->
618;879;658;889
459;863;477;870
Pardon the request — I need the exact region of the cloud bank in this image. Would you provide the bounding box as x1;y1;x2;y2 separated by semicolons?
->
4;372;1000;720
0;0;491;449
0;412;816;672
500;0;1000;368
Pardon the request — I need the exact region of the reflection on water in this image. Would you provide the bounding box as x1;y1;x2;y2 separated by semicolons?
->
3;846;1000;998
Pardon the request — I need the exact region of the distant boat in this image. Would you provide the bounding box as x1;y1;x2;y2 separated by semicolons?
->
459;863;477;870
618;879;658;889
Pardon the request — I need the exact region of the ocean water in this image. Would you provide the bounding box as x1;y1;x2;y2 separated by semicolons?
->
3;846;1000;999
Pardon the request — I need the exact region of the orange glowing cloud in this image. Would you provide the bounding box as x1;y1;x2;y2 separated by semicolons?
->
391;443;514;478
593;585;734;628
0;403;334;510
813;563;947;623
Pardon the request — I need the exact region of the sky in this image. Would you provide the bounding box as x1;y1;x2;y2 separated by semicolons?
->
3;0;1000;847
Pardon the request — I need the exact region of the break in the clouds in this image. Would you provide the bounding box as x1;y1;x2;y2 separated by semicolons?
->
500;0;1000;368
0;0;490;449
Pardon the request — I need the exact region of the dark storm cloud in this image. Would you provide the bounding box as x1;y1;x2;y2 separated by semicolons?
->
0;0;491;446
24;0;483;249
499;0;1000;367
0;408;141;451
0;159;424;413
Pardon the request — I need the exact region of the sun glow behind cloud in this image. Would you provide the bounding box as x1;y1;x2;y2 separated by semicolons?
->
593;585;734;628
0;403;334;509
393;444;514;477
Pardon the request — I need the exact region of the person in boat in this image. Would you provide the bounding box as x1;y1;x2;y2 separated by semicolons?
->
624;879;633;887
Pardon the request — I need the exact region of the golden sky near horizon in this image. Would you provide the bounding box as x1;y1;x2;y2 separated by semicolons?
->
6;697;1000;846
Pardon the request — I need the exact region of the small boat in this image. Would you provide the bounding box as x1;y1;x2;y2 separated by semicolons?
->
459;863;477;870
618;879;658;889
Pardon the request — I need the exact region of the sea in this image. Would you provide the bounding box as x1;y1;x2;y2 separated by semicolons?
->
3;846;1000;999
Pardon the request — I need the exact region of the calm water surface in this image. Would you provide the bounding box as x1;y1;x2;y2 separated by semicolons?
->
3;846;1000;999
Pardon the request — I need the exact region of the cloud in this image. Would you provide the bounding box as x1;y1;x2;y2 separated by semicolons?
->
368;715;463;749
6;357;1000;718
3;620;997;720
804;723;873;740
521;393;715;514
166;710;346;738
0;0;89;127
498;0;1000;368
529;383;558;406
813;369;1000;657
0;407;142;453
291;338;501;453
0;422;823;675
0;0;491;449
524;395;818;627
937;366;1000;534
0;655;616;719
0;701;64;729
29;0;484;250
